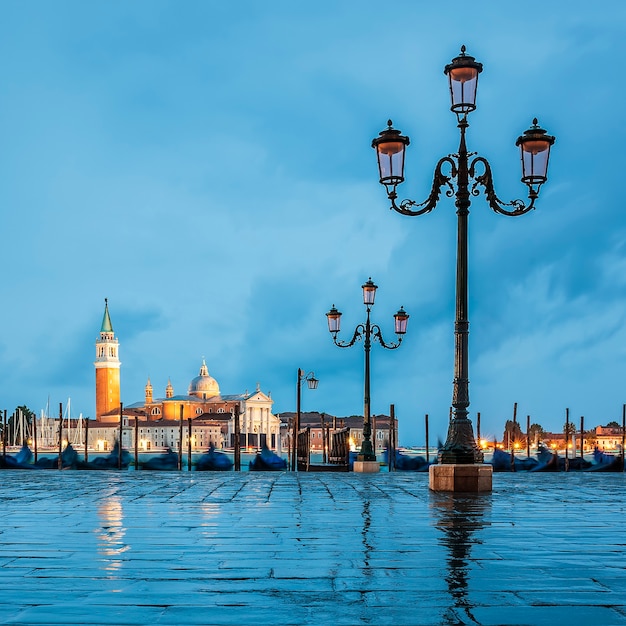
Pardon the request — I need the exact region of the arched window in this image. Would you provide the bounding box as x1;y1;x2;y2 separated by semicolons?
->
195;408;202;415
151;407;161;415
218;408;225;414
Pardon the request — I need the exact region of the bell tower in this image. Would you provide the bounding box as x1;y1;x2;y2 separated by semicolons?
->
94;299;121;419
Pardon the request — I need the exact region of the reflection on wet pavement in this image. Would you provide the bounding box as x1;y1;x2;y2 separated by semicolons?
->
97;496;128;575
432;493;491;624
0;472;624;625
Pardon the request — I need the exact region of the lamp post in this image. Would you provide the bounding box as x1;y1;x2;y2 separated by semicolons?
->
292;368;318;471
372;46;554;473
326;279;409;470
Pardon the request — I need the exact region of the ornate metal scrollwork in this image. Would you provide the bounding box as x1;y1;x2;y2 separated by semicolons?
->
389;156;457;216
332;324;365;349
371;325;402;350
469;156;537;216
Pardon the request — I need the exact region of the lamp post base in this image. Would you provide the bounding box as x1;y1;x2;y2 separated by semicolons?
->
353;460;380;474
429;463;492;493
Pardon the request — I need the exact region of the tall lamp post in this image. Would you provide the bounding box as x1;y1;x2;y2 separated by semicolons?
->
292;368;318;471
326;278;409;472
372;47;555;489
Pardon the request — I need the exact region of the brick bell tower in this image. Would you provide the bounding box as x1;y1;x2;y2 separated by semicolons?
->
94;299;121;419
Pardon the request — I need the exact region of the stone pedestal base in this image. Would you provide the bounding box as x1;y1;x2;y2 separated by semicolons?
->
429;464;492;493
353;461;380;474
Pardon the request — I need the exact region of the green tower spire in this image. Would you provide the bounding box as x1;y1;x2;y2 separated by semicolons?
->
101;298;114;333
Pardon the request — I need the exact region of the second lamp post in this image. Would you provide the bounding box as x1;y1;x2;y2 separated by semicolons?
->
326;279;408;466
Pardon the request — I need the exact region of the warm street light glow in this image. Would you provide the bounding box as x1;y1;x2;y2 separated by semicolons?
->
326;305;342;334
372;121;410;194
516;118;555;192
444;45;483;116
394;307;409;335
362;278;378;306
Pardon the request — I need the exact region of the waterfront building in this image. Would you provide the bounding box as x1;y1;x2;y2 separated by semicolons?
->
278;411;398;453
89;301;281;451
594;425;625;451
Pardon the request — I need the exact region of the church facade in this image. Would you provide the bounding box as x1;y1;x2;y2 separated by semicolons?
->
90;301;281;451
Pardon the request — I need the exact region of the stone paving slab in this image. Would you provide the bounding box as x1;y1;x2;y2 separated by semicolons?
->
0;471;625;624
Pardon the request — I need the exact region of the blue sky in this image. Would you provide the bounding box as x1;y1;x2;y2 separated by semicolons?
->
1;1;625;445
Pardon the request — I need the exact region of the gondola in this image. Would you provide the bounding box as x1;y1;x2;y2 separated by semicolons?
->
249;445;287;471
196;445;233;471
0;444;37;469
77;441;131;470
140;448;179;470
586;448;624;472
33;444;80;469
385;448;430;471
490;448;540;472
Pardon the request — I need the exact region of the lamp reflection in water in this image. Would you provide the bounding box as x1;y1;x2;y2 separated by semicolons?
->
96;495;129;576
361;499;373;578
431;493;491;624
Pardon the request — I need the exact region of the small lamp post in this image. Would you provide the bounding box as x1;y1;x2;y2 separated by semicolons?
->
326;278;408;471
292;368;318;471
372;46;554;490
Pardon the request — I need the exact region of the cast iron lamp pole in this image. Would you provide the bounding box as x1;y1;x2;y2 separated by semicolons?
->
372;46;555;465
326;279;409;462
292;368;318;471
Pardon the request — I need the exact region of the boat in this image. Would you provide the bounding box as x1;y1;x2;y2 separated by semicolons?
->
529;444;559;472
249;445;287;471
33;444;80;469
490;448;539;472
196;445;233;471
77;441;131;470
140;448;179;470
586;448;624;472
384;447;430;471
562;456;592;471
0;444;37;469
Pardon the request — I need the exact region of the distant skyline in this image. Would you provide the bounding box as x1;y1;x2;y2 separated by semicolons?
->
1;1;625;445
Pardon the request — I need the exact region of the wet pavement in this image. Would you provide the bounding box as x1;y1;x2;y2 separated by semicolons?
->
0;471;625;625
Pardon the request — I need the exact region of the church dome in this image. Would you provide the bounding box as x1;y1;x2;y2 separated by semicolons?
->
188;360;220;399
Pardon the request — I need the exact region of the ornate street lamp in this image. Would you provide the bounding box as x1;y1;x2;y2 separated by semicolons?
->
326;279;408;466
292;368;318;471
372;46;555;468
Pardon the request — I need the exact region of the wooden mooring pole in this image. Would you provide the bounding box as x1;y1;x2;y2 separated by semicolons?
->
234;404;241;471
134;416;139;469
187;418;192;472
580;415;584;461
510;402;517;472
84;417;89;463
57;402;63;470
526;415;530;458
118;402;123;470
622;404;625;473
178;405;183;471
565;407;570;472
2;409;6;460
389;404;395;472
425;413;429;465
287;417;293;471
33;412;38;462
